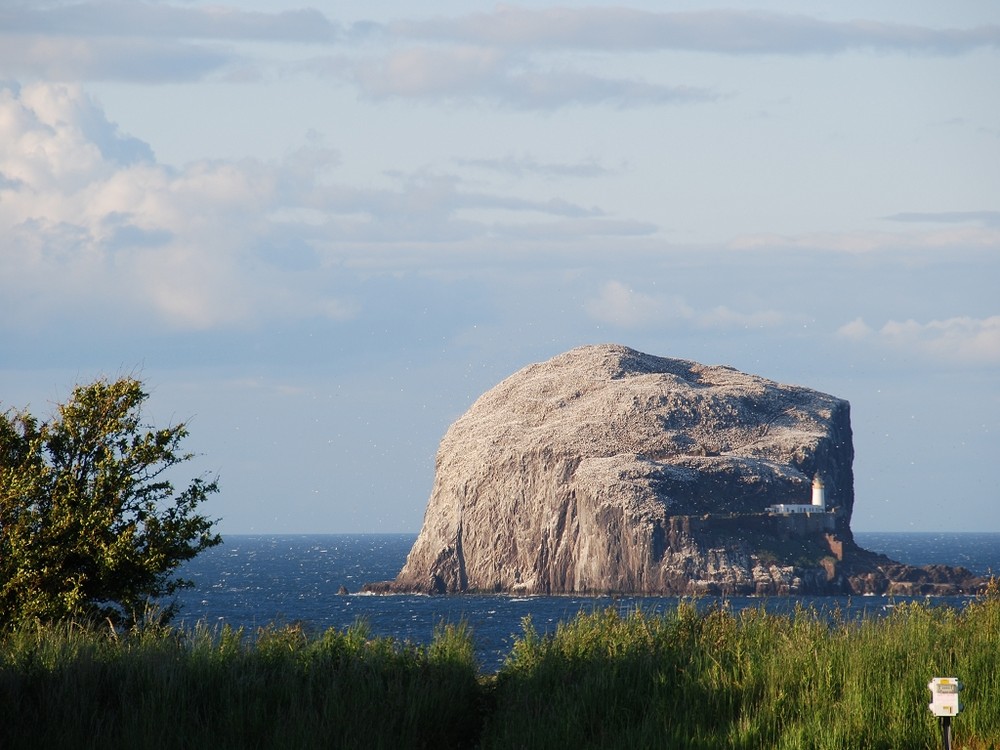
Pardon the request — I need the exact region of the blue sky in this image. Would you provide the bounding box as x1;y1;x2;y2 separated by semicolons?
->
1;1;998;533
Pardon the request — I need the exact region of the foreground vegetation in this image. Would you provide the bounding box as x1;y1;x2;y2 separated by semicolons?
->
1;590;998;749
485;593;1000;750
0;377;220;629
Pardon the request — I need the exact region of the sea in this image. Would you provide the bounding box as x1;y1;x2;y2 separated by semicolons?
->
173;532;1000;672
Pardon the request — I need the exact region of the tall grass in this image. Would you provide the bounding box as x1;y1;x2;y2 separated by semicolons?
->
0;619;482;749
1;590;997;749
484;591;1000;749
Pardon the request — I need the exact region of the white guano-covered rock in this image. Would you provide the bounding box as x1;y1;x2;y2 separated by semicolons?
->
365;344;979;596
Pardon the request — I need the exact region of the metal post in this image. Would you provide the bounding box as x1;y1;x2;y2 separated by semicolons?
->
940;716;952;750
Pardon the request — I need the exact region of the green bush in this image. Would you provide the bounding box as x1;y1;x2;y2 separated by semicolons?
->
0;378;220;628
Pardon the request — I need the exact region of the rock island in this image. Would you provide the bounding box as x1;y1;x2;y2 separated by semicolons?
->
365;344;981;596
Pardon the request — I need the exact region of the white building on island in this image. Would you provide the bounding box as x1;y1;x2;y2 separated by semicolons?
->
768;475;827;515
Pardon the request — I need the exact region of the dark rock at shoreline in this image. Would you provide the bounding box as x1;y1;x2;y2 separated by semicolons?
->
365;345;983;596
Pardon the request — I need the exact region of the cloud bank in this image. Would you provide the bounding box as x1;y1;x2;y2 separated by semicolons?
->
3;2;338;41
345;45;713;108
0;1;340;83
4;4;996;106
394;8;1000;55
838;316;1000;365
0;82;656;332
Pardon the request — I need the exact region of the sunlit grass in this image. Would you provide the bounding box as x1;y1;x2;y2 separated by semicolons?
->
484;589;1000;749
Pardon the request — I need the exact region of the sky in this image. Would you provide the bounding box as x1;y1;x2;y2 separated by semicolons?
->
1;1;998;534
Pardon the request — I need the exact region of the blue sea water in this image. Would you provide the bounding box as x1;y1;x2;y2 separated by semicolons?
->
173;532;1000;671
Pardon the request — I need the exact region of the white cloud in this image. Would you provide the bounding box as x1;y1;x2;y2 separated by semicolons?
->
587;281;688;328
340;45;713;109
352;45;506;99
0;82;326;330
838;315;1000;364
0;82;147;191
586;281;784;330
836;317;873;341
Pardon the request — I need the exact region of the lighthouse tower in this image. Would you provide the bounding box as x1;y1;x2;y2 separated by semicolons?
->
811;475;826;511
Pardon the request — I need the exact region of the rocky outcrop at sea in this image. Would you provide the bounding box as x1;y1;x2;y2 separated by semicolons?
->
365;344;982;596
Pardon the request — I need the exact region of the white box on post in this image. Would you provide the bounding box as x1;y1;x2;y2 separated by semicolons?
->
928;677;963;717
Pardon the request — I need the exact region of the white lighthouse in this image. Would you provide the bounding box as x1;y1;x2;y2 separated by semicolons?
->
811;475;826;511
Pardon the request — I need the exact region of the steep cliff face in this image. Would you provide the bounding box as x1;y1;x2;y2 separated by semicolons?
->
370;344;980;596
